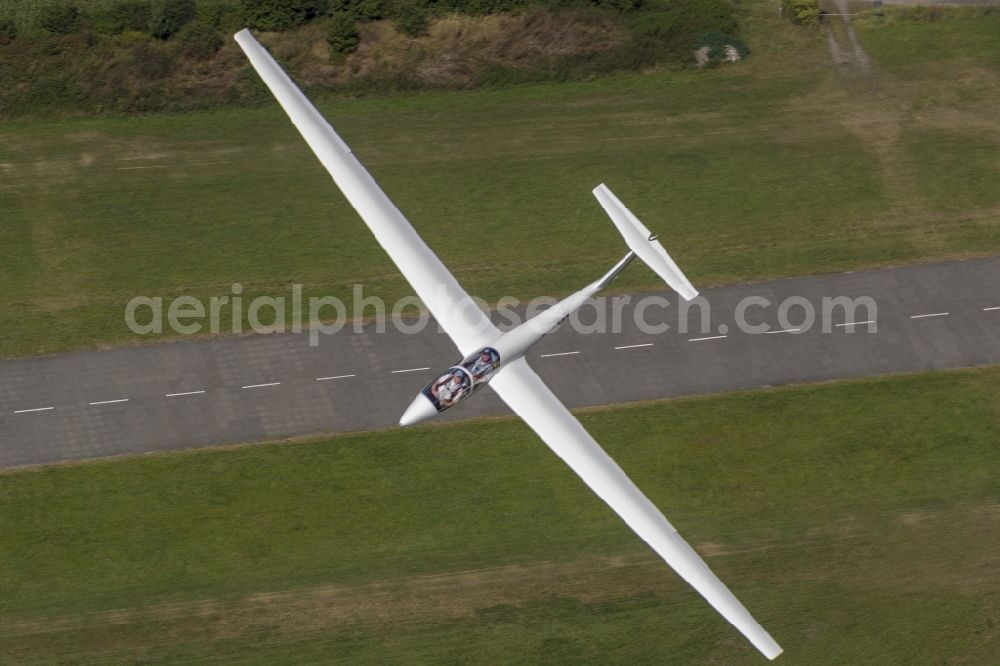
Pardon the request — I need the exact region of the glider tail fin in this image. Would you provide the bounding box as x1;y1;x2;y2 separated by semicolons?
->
592;183;699;302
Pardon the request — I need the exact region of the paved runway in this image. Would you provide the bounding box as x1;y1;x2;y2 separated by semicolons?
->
1;258;998;468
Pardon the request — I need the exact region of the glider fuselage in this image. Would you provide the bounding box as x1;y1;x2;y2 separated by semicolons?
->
399;251;635;426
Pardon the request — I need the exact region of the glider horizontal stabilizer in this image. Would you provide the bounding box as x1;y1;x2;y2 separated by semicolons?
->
593;183;699;302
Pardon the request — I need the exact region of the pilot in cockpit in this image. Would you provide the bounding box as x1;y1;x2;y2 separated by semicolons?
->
466;349;498;382
431;371;468;407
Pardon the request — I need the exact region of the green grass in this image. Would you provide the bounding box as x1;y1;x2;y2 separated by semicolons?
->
1;366;998;663
855;8;1000;75
1;7;999;357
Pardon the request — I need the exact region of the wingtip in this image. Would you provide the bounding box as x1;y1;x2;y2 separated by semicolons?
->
755;634;783;660
234;27;252;43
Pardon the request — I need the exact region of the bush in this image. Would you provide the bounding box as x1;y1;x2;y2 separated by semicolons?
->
629;0;737;60
37;4;82;35
94;1;152;35
692;31;749;67
439;0;529;14
326;11;359;54
199;0;246;33
0;18;17;43
119;28;151;44
130;40;175;77
175;21;224;57
327;0;384;21
150;0;197;38
782;0;819;25
593;0;643;10
393;0;429;36
242;0;324;30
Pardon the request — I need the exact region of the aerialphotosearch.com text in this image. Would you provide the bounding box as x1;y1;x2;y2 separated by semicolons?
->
124;283;877;346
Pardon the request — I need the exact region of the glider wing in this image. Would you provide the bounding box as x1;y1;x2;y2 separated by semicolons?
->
489;357;783;660
234;29;498;355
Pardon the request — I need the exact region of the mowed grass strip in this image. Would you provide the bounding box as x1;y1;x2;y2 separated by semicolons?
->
1;9;1000;358
1;366;999;663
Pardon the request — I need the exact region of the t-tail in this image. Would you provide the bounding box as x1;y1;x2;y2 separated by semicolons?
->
593;183;699;302
401;185;702;429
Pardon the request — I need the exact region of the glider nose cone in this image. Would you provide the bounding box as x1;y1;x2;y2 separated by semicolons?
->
399;393;437;427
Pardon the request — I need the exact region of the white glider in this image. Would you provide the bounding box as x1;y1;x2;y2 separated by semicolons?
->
235;28;782;661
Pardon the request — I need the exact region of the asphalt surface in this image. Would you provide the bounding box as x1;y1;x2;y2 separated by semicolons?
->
1;258;999;468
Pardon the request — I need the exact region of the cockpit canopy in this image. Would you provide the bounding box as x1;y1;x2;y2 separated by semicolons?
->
460;346;501;384
420;346;501;414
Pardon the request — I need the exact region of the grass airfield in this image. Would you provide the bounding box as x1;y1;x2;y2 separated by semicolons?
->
1;9;999;357
2;367;999;663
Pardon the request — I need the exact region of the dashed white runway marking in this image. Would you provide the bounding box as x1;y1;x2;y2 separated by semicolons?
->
5;295;991;424
614;343;653;350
